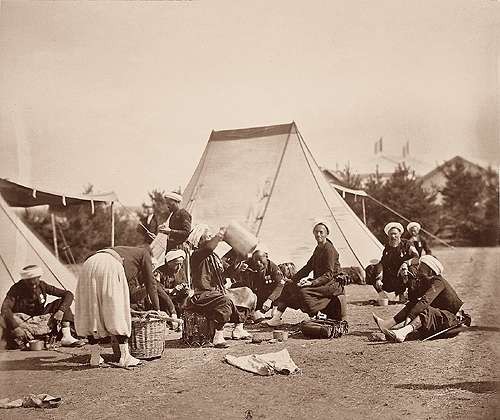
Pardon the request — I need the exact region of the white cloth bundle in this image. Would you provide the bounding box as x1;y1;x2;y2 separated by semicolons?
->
150;232;169;271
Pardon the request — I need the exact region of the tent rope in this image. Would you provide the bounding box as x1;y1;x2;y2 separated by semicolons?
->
298;132;453;249
365;195;453;248
255;125;293;236
0;253;16;284
295;125;364;267
297;130;382;249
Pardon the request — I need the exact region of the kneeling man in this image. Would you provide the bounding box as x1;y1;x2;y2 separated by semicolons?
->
373;255;469;342
1;265;84;348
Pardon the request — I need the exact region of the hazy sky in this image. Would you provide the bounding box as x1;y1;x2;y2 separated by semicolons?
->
1;0;498;205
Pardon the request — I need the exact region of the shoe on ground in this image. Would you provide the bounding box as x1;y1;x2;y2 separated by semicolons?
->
262;317;283;327
232;328;252;340
383;328;406;343
61;338;87;348
253;310;266;323
118;355;142;368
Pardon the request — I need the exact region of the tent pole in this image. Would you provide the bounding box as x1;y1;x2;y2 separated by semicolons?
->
50;212;59;260
111;202;115;247
362;198;367;225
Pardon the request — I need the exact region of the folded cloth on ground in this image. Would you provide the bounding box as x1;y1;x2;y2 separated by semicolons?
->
0;394;62;409
225;348;300;376
14;313;53;337
225;287;257;311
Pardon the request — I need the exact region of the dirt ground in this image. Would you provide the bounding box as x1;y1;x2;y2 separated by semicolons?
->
0;247;499;419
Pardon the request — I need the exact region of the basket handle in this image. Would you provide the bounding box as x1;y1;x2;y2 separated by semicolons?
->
130;309;183;324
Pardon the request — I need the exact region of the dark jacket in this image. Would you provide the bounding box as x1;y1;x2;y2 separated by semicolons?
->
190;246;227;293
239;259;284;302
292;239;341;287
166;208;192;251
394;273;463;323
1;280;73;330
380;239;418;280
110;246;160;310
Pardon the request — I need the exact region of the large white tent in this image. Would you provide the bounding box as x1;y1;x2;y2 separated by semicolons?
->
183;122;383;269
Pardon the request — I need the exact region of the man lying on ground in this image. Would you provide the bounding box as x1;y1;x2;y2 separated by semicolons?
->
1;265;84;349
373;255;470;342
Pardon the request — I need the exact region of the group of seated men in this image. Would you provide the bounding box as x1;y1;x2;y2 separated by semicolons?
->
0;218;469;349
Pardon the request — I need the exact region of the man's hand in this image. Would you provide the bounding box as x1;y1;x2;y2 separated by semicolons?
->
217;226;227;240
403;317;412;327
236;262;249;272
158;224;171;235
375;279;384;292
262;299;273;312
398;263;409;277
224;278;232;289
298;278;312;288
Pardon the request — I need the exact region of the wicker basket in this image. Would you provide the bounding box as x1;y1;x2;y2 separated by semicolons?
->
129;311;167;359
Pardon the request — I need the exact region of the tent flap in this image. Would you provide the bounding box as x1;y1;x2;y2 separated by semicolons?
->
0;178;117;208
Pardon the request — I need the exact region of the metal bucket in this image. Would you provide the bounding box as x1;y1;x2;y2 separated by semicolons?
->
224;221;258;257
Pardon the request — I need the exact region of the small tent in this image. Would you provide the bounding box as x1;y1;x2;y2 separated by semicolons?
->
0;179;117;300
0;194;79;301
183;122;383;269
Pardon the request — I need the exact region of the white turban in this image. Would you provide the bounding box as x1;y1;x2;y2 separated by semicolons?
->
187;224;210;248
384;222;404;236
165;192;182;202
313;221;330;235
419;255;444;275
407;222;421;233
19;265;43;280
165;249;186;263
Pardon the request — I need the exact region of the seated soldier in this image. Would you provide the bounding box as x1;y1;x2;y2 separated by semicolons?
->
370;222;419;302
186;224;254;347
1;265;84;348
373;255;470;342
264;222;348;327
234;249;285;322
156;249;191;329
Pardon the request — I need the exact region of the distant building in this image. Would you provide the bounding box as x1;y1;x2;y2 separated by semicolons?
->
323;154;495;204
420;155;493;203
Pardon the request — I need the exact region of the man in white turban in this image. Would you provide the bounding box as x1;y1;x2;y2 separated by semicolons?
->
154;249;189;330
158;191;192;252
1;265;84;349
405;221;432;257
373;255;469;342
367;221;418;303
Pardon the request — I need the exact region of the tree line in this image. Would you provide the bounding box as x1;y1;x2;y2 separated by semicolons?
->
23;161;499;264
338;161;499;246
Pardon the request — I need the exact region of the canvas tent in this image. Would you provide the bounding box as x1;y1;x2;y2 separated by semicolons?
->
183;122;384;269
0;179;117;301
